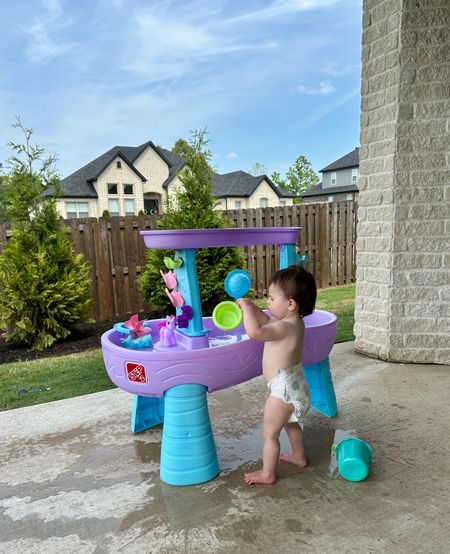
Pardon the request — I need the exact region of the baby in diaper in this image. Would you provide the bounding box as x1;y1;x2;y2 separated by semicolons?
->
267;364;310;423
237;265;317;486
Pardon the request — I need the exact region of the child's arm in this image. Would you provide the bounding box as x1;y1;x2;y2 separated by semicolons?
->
237;299;287;342
236;298;269;327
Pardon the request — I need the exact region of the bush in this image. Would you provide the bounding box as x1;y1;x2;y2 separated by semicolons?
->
0;118;93;350
140;130;244;315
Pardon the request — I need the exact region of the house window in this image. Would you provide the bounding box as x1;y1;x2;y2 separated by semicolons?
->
107;183;118;195
66;202;89;219
346;193;353;201
125;199;135;216
123;184;133;195
331;172;337;185
108;199;120;216
259;198;268;208
116;161;122;169
327;195;334;203
352;168;358;183
235;201;241;209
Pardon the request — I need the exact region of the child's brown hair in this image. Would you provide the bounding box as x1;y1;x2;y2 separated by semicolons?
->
269;265;317;318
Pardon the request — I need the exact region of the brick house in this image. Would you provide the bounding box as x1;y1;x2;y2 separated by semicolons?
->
56;141;293;219
301;147;359;203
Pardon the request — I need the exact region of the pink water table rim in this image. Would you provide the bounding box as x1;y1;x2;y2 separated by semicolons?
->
140;227;301;250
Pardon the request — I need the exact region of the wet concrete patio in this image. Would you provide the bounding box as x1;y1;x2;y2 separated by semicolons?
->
1;341;449;553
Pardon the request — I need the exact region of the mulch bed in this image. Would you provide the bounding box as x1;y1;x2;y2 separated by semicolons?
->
0;311;161;365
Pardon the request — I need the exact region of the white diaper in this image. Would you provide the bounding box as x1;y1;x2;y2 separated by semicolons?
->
267;364;311;423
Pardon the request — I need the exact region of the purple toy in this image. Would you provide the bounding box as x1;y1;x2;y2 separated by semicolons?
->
159;315;177;347
102;309;336;396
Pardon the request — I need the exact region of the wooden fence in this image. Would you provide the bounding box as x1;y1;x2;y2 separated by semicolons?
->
0;202;357;321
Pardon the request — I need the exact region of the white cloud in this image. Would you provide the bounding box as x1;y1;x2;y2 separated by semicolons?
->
300;86;360;127
226;152;238;159
297;81;336;95
322;62;360;77
225;0;345;24
124;7;277;82
21;0;73;63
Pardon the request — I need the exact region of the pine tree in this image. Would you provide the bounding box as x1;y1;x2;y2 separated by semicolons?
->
0;118;93;350
140;129;244;315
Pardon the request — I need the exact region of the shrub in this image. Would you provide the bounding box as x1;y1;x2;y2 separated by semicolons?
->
102;209;110;218
0;118;93;350
140;130;244;315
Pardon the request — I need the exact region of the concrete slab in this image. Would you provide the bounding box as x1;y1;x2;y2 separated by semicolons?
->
1;342;449;553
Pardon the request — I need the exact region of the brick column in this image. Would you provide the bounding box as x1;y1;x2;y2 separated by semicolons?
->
355;0;450;364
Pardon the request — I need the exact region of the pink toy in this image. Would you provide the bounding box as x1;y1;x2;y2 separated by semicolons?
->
159;315;177;347
160;269;177;289
165;288;184;307
124;314;151;338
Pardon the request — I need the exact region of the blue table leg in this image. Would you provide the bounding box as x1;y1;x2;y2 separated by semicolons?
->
303;356;338;417
160;384;220;486
131;395;165;433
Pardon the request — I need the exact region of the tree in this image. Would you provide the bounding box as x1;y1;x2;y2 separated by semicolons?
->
0;118;93;350
140;129;244;315
271;155;319;201
250;162;268;176
269;171;287;190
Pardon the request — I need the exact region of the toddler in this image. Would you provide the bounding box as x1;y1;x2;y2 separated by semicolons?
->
237;264;317;485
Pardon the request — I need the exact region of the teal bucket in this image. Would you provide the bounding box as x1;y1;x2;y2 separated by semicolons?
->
335;438;372;482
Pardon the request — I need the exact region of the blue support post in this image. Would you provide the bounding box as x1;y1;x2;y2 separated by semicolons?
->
174;248;207;337
303;356;338;417
131;395;165;433
160;384;220;486
279;244;308;269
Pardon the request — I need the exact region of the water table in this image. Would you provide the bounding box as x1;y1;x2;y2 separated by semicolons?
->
101;227;338;485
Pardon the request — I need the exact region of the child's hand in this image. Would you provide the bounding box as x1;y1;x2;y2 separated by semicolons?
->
236;298;252;310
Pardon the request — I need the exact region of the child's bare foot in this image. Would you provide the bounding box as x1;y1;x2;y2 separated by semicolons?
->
244;470;276;485
279;454;308;468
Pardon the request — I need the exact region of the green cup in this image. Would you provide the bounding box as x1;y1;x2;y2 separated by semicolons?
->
335;438;373;482
212;301;243;331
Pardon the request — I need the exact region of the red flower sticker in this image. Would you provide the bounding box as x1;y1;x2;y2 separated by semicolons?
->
126;362;147;384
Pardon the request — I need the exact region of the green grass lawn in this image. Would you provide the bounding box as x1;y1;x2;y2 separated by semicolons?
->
0;284;355;412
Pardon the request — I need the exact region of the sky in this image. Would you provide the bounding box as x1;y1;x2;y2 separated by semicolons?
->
0;0;362;180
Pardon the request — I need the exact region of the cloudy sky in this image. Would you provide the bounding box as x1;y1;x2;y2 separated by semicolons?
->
0;0;362;179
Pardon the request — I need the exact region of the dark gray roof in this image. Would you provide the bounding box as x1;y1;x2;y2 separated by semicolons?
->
300;182;359;197
59;142;291;200
320;147;359;173
59;141;184;198
212;170;293;198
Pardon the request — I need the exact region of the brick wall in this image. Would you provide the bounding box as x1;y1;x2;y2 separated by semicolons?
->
356;0;450;364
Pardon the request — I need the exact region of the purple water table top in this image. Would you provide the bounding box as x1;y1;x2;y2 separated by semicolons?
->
140;227;301;250
101;309;337;398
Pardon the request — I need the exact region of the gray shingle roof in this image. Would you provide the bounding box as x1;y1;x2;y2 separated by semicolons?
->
212;170;293;198
59;141;183;198
59;143;292;200
300;182;359;197
320;147;359;172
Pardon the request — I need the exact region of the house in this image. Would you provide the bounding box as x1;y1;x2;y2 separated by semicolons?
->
300;147;359;203
56;141;293;219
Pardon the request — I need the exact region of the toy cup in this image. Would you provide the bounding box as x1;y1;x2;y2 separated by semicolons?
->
335;438;372;482
160;269;177;289
212;301;243;331
224;269;251;299
212;269;251;331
